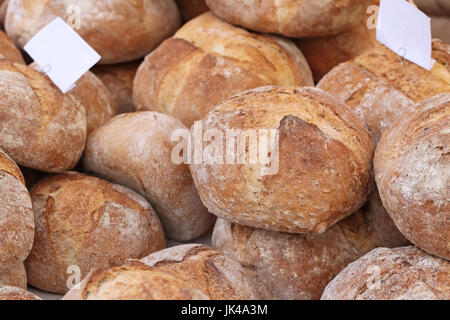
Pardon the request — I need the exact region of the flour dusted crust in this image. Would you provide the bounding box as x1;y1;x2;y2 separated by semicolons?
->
83;112;215;241
190;86;375;234
0;59;86;172
0;285;42;300
0;30;23;63
205;0;371;37
321;247;450;300
140;244;259;300
0;263;26;289
5;0;180;64
0;149;34;270
374;93;450;260
26;172;166;294
133;12;313;126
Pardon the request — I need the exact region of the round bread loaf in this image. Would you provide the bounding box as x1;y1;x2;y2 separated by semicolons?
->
205;0;371;37
83;112;215;241
0;285;41;300
0;149;34;270
5;0;181;64
374;93;449;260
0;263;26;289
0;59;86;172
0;30;23;63
317;43;450;142
26;171;166;294
176;0;208;21
321;246;450;300
92;61;140;115
133;12;313;126
63;262;209;300
212;189;409;300
140;244;259;300
190;86;375;234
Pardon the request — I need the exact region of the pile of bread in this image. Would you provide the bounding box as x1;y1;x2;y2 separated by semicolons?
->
0;0;448;301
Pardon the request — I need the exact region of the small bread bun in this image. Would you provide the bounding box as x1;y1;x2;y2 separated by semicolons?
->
0;263;26;289
321;246;450;300
26;172;166;294
0;30;23;63
140;244;259;300
0;285;42;300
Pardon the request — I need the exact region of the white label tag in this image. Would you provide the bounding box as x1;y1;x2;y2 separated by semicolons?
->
376;0;435;70
24;17;101;93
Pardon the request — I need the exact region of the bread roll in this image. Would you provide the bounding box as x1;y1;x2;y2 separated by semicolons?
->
92;61;140;115
133;12;313;126
0;29;23;63
205;0;371;37
0;263;26;289
63;262;209;300
83;112;215;241
176;0;208;21
374;93;449;260
26;172;165;294
0;285;41;300
191;86;375;234
140;244;258;300
0;149;34;270
0;59;86;172
317;43;450;141
5;0;181;64
321;247;450;300
212;190;409;300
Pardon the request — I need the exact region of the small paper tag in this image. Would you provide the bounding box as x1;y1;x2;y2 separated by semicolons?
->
24;17;101;93
376;0;435;70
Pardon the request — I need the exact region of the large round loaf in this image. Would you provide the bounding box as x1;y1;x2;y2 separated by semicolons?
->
374;93;449;260
140;244;259;300
176;0;208;22
5;0;181;64
133;12;313;126
321;247;450;300
0;30;23;63
0;285;41;300
190;86;375;234
83;112;215;241
0;59;86;172
63;263;210;300
0;263;26;289
26;172;166;294
212;190;409;300
0;149;34;270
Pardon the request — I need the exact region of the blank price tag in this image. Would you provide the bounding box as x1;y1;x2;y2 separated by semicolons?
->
376;0;435;70
24;17;101;93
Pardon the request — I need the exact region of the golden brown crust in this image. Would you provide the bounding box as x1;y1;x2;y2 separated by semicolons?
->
0;285;42;300
0;60;87;172
140;244;259;300
26;172;166;294
133;12;313;126
191;86;375;234
176;0;209;21
205;0;371;37
432;39;450;72
374;93;450;260
83;112;215;241
321;247;450;300
5;0;181;64
0;30;24;63
0;263;27;289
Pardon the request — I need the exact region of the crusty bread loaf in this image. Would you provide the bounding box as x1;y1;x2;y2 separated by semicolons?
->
374;93;449;260
92;61;140;115
321;247;450;300
0;285;41;300
26;172;166;294
83;112;215;241
318;43;450;142
191;86;375;234
0;59;86;172
140;244;259;300
5;0;181;64
63;262;210;300
133;12;313;126
0;149;34;271
212;189;409;300
0;29;23;63
205;0;372;37
0;263;26;289
176;0;208;21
